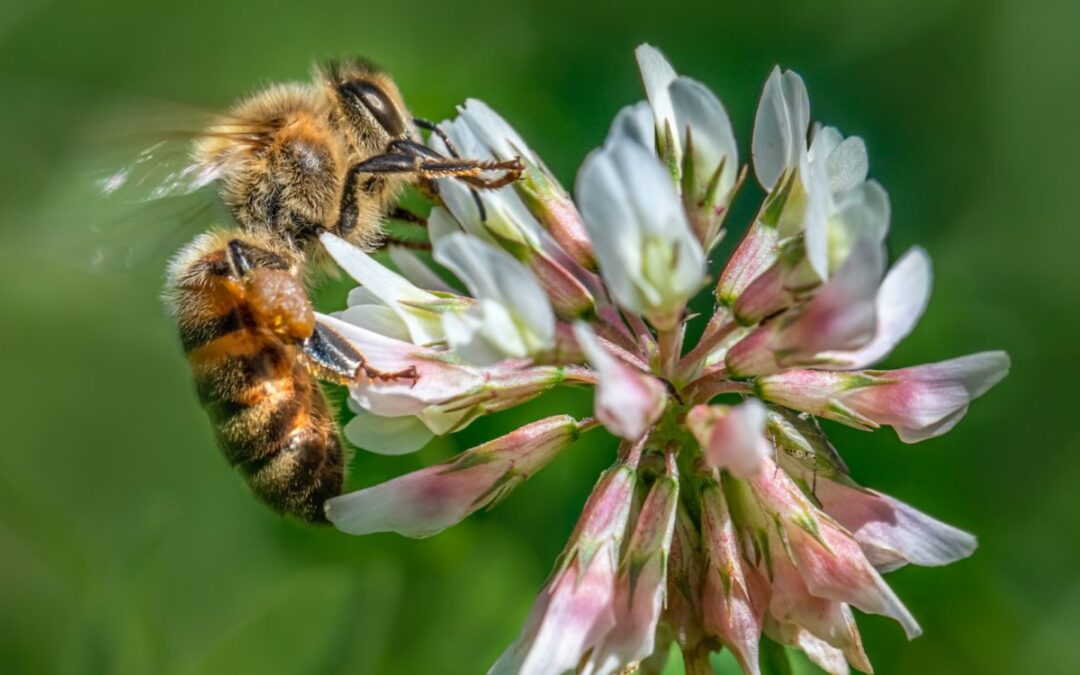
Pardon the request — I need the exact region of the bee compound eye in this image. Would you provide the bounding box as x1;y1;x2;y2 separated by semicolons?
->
340;80;403;137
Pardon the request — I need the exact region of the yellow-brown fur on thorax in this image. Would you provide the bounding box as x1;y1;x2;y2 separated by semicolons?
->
193;60;420;256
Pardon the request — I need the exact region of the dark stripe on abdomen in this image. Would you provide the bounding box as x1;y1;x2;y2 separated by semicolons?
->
180;308;244;352
192;340;291;405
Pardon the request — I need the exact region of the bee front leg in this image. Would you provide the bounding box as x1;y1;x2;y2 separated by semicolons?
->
301;320;418;387
351;141;523;190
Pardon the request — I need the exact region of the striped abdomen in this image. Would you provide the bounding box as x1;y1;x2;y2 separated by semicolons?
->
169;233;344;522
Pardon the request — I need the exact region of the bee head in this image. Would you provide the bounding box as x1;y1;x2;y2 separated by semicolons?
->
319;58;416;151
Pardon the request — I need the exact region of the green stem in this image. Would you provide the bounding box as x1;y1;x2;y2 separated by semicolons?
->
684;371;753;405
657;324;685;380
682;646;715;675
677;311;740;381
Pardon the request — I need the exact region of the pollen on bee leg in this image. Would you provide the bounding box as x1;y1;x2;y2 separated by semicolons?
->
244;268;316;340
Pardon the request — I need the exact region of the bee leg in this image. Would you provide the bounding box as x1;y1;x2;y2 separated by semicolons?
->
387;206;428;227
414;117;462;158
377;235;431;251
225;239;291;276
389;139;525;189
352;142;524;190
302;319;419;387
370;208;432;250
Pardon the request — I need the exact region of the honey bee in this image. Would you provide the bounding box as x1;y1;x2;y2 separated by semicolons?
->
158;58;521;522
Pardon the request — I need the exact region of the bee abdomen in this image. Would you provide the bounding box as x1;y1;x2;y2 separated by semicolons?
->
169;231;346;523
187;332;345;522
241;420;345;523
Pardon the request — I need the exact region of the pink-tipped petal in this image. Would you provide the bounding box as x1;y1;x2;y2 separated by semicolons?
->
492;460;638;675
717;219;783;308
815;479;976;572
687;399;772;478
700;478;763;675
766;556;874;673
326;415;583;538
819;247;932;370
845;351;1010;442
790;518;921;638
574;323;667;440
492;547;619;675
319;313;485;416
665;503;708;655
749;460;920;639
584;470;679;675
726;240;884;376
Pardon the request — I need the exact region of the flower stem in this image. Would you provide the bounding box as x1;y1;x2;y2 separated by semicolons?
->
657;324;685;380
683;368;753;404
682;646;714;675
677;309;740;381
624;311;660;359
563;365;599;385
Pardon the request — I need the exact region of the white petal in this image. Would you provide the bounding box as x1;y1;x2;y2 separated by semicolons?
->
803;156;833;278
669;76;739;197
577;137;705;325
826;136;869;193
827;181;891;272
610;140;706;307
343;409;435;455
458;98;538;164
335;305;412;342
808;124;843;165
606;101;656;152
575;145;646;313
320;232;444;345
434;232;555;360
387;246;454;293
347;285;381;306
821;247;932;369
752;67;810;191
635;44;678;155
441;308;508;366
428;205;463;245
573;323;665;440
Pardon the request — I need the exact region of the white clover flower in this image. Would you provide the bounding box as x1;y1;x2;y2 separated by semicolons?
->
434;232;556;365
635;44;740;248
318;46;1010;675
576;136;706;330
721;67;887;316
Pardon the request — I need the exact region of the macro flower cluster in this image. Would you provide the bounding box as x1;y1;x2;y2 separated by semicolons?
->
318;45;1009;675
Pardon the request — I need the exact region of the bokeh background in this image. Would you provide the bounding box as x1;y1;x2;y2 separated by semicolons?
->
1;0;1076;673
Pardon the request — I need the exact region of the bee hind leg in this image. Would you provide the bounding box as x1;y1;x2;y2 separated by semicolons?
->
302;319;418;387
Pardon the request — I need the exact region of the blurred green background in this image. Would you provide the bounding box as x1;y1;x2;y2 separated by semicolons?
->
0;0;1076;673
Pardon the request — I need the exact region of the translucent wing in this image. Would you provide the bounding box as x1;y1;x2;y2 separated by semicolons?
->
28;100;242;273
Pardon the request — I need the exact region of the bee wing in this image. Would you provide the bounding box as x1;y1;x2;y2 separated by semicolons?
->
29;101;241;273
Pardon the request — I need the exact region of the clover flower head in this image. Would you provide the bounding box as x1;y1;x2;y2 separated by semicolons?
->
319;44;1009;674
